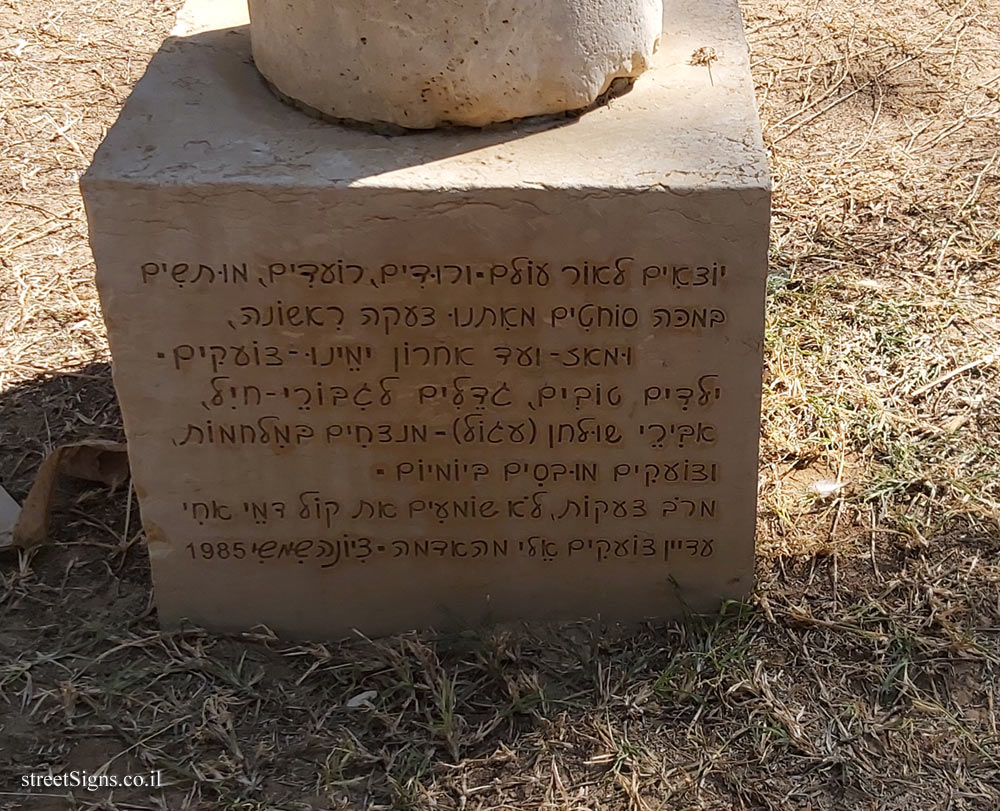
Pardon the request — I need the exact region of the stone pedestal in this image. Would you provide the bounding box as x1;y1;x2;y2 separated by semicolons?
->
83;0;769;638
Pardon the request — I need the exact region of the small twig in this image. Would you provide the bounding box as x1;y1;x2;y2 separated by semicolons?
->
911;354;997;400
959;150;998;214
870;510;882;583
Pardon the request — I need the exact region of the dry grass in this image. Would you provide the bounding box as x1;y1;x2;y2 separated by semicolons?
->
1;0;1000;808
752;0;1000;563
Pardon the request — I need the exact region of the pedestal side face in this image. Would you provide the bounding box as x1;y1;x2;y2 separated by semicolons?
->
247;0;663;128
83;0;770;638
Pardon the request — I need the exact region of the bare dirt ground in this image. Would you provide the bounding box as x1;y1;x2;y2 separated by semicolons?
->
2;0;999;808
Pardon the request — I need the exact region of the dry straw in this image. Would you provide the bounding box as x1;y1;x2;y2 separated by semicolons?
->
1;0;999;807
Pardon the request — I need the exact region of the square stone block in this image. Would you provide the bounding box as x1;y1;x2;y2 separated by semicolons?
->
83;0;770;637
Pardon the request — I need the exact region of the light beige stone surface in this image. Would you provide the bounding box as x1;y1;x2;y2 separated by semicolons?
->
247;0;662;129
83;0;769;638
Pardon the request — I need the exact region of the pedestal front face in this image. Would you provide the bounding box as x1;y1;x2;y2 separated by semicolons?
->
84;0;769;637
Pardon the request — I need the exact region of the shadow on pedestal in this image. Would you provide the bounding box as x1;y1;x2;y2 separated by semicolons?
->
101;24;592;188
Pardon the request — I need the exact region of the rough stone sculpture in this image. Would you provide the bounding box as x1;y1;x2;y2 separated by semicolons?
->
248;0;663;128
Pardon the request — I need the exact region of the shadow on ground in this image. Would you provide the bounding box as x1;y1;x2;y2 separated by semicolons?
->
0;362;121;500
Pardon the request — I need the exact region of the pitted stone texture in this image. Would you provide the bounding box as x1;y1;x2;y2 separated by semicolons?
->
248;0;663;129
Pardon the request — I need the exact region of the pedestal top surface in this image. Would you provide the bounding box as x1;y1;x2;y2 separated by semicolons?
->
85;0;768;192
